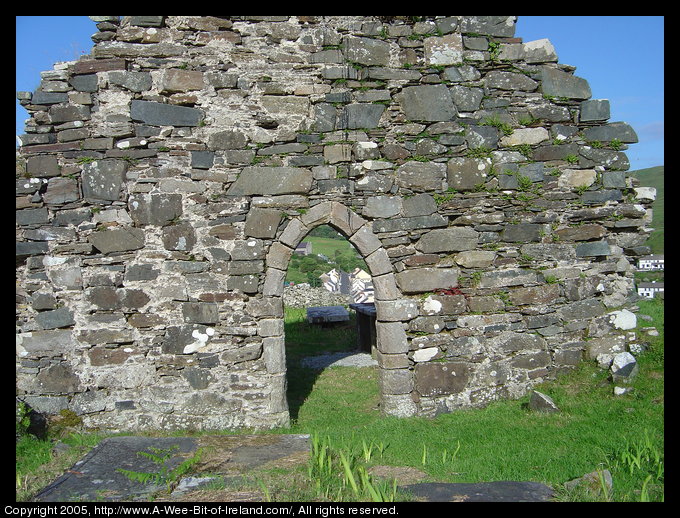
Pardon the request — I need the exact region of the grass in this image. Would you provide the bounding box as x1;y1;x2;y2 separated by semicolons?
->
17;299;663;502
628;165;664;253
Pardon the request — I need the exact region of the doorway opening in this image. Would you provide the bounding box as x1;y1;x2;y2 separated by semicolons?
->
283;224;377;422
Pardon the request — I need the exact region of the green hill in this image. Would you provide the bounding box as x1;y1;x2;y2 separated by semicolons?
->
629;165;664;254
286;225;367;285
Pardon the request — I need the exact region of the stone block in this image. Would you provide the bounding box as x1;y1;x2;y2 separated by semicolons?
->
129;193;183;226
558;169;597;189
365;247;392;276
501;223;547;243
160;69;204;93
376;322;409;354
373;214;448;233
349;225;382;256
509;284;560;306
338;104;385;130
263;268;286;297
500;127;549;147
261;95;309;115
485;71;538;91
381;394;418;417
575;240;610;257
401;194;437;217
416;227;479;253
35;307;75;330
375;299;419;322
263;336;286;374
528;391;560;412
266;242;294;271
227;275;259;294
49;105;91;123
583;122;638;143
580;99;610;122
395;268;459;294
17;329;73;357
372;273;400;301
43;177;81;205
230;239;265;260
81;159;127;202
162;223;196;251
610;352;639;383
424;33;463;65
108;71;153;92
182;302;219;324
401;85;456;122
379;368;414;395
88;227;145;254
245;208;282;239
343;36;390;66
227;167;313;196
36;364;80;394
69;74;98;92
396;161;446;191
279;219;309;248
130;100;204;127
540;67;591;100
447;157;491;191
415;362;470;396
454;250;496;268
208;129;248;150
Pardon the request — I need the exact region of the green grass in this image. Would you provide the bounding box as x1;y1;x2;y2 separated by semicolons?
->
629;165;664;253
281;299;664;501
17;300;664;502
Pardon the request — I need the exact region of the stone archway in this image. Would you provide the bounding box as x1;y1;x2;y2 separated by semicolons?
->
263;201;416;422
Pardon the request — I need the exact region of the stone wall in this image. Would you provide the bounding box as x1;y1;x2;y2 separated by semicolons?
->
16;16;652;431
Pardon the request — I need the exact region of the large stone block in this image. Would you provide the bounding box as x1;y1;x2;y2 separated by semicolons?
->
43;177;80;205
129;193;183;226
416;227;479;253
160;69;204;93
396;162;446;191
401;85;456;122
88;227;145;254
415;362;470;396
81;159;128;202
376;322;409;354
424;33;463;65
338;104;385;129
130;100;204;127
343;36;390;66
227;167;313;196
245;208;282;239
396;267;459;294
540;67;591;100
446;157;491;191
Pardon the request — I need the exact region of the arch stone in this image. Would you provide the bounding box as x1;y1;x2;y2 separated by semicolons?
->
16;16;649;431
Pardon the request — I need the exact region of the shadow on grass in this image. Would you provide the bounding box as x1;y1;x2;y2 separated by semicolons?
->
284;310;359;422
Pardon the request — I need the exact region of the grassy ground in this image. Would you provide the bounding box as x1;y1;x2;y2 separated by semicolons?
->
628;165;664;254
17;299;664;502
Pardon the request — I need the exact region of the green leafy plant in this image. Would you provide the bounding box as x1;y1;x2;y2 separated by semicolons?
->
117;445;202;492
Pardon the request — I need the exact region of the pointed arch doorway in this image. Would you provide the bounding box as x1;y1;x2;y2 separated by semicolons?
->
262;201;416;425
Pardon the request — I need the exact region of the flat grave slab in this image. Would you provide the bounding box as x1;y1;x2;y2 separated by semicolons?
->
306;305;349;324
33;434;310;502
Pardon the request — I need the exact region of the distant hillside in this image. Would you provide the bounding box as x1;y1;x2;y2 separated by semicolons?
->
628;165;664;253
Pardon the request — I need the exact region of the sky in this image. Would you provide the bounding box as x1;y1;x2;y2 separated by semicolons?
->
16;16;664;170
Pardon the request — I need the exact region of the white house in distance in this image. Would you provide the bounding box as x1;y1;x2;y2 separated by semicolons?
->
320;268;374;303
637;281;664;299
638;255;664;271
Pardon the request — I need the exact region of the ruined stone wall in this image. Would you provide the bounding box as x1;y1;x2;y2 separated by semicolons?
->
16;16;652;431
